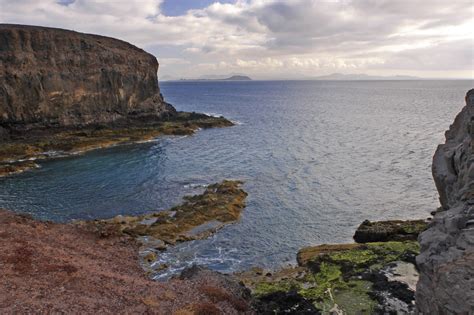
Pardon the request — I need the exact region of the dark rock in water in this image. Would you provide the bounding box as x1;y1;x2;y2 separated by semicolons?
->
253;290;321;315
353;219;427;243
0;24;176;134
416;89;474;313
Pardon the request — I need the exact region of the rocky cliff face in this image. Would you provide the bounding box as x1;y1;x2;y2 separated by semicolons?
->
0;24;175;135
416;89;474;313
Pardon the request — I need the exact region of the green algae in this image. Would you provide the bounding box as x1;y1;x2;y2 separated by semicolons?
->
246;240;420;314
254;281;296;297
333;280;376;315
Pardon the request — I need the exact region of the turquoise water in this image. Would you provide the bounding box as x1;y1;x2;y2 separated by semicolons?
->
0;80;472;275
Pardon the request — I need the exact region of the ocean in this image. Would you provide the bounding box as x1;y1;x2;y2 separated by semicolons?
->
1;80;472;277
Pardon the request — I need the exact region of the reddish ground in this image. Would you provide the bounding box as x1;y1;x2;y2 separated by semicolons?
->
0;209;252;314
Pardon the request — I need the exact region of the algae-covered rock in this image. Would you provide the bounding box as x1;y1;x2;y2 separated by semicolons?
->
0;161;39;177
243;240;420;315
83;180;247;245
0;112;234;176
353;219;428;243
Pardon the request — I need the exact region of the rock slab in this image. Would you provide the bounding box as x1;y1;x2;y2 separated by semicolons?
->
416;89;474;314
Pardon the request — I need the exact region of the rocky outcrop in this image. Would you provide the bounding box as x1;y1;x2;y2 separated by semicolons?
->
240;240;420;314
82;180;247;277
353;219;427;243
416;89;474;313
0;24;175;135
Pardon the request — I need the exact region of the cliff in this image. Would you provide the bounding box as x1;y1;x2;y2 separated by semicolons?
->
0;25;233;177
0;24;175;135
416;89;474;313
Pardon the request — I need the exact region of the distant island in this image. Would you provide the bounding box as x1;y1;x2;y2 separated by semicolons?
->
311;73;419;80
162;74;252;81
221;75;252;81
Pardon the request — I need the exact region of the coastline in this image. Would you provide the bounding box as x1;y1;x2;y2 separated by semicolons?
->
0;201;428;314
0;22;471;314
0;112;233;177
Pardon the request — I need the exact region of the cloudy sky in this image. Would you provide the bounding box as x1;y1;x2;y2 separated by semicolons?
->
1;0;473;79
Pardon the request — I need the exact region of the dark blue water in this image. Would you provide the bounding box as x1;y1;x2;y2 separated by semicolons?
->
0;80;472;276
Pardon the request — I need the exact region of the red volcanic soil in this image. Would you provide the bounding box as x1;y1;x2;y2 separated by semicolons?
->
0;209;251;314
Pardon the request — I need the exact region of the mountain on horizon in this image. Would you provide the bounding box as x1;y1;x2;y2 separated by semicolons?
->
162;73;252;81
311;73;420;80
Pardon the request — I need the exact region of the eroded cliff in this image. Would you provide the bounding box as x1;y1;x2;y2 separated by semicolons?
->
0;24;175;135
416;89;474;313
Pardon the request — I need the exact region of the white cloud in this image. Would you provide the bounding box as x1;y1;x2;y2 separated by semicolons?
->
0;0;472;78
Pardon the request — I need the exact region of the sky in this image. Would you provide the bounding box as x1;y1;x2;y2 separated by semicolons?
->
1;0;473;79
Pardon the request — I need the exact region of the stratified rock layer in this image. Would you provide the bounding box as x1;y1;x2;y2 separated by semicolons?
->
416;89;474;313
0;24;175;133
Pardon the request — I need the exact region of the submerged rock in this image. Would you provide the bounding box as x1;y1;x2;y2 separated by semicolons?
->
353;219;427;243
0;161;39;177
416;89;474;313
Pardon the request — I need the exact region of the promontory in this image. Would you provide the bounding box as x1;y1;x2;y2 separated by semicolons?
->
0;24;233;176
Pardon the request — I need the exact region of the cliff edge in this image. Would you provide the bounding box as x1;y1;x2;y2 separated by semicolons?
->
0;24;175;136
416;89;474;313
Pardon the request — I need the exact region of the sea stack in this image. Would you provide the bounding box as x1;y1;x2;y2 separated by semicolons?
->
0;24;175;137
416;89;474;313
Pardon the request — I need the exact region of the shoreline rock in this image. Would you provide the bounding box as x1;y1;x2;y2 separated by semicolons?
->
353;219;428;243
416;89;474;313
238;220;425;314
80;180;247;276
0;112;234;177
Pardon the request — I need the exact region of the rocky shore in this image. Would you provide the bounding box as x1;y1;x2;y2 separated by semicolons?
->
0;24;234;177
0;181;252;314
82;180;248;276
238;219;427;314
1;23;472;314
0;111;233;177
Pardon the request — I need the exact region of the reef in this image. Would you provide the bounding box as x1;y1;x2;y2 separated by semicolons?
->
416;89;474;313
0;112;233;177
81;180;247;274
239;219;426;314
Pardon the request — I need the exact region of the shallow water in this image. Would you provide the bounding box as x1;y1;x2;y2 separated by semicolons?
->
1;80;472;276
